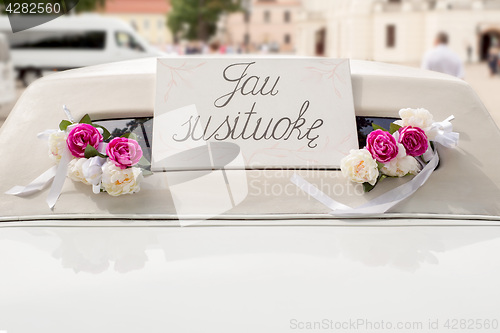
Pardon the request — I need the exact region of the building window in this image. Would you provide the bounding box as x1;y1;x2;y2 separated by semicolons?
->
130;20;138;31
244;33;250;45
388;0;401;3
386;24;396;48
144;20;150;30
158;19;163;29
284;34;291;44
284;10;291;23
264;10;271;23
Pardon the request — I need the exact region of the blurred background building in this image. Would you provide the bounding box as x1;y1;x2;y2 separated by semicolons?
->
222;0;301;53
295;0;500;64
101;0;173;49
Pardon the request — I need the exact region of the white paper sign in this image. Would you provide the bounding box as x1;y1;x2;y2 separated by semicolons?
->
152;58;358;171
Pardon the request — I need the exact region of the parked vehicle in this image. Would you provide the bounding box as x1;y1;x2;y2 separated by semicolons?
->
0;57;499;332
0;33;15;107
0;15;165;86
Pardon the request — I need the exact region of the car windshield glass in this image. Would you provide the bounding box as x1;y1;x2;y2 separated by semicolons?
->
115;31;145;52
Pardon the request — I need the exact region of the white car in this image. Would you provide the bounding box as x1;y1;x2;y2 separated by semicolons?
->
0;15;165;86
0;58;499;332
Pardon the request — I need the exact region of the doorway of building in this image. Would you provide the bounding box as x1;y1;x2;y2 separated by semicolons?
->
315;28;326;56
480;30;500;61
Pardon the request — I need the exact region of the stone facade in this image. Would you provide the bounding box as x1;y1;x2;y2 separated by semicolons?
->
223;0;301;53
296;0;500;63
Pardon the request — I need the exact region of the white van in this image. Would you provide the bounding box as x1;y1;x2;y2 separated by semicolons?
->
0;14;165;85
0;33;15;107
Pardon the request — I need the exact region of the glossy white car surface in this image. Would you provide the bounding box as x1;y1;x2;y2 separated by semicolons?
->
0;58;499;332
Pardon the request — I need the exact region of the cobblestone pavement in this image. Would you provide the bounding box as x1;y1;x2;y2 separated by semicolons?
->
463;62;500;128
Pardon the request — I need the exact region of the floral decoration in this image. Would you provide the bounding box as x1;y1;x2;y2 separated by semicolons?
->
49;114;150;196
341;108;444;192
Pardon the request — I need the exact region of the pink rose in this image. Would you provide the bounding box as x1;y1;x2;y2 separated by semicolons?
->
106;137;143;169
366;129;399;163
398;126;428;157
66;124;103;158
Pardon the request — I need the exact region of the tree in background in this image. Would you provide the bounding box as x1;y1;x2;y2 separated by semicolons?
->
168;0;241;42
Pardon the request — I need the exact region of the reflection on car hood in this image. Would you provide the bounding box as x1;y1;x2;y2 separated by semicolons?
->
1;221;500;332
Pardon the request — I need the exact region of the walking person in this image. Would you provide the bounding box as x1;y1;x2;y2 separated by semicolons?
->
421;32;464;79
487;43;499;77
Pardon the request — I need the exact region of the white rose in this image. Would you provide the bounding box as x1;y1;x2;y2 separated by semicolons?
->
82;156;106;186
101;161;143;196
340;149;379;186
381;144;421;177
394;108;434;134
67;158;90;185
48;131;67;162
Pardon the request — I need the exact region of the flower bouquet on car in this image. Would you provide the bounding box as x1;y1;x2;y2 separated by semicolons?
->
6;106;152;209
341;108;458;192
49;113;149;197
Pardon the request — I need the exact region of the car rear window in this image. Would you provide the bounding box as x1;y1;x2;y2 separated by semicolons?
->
94;117;153;166
94;116;397;169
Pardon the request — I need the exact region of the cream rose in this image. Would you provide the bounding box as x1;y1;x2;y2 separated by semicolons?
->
48;131;67;162
394;108;434;135
340;149;379;185
101;161;142;196
381;143;421;177
67;158;90;185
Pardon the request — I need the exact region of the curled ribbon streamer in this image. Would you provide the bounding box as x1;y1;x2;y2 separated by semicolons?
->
291;149;440;216
429;115;459;148
5;166;57;196
46;145;72;209
37;129;57;141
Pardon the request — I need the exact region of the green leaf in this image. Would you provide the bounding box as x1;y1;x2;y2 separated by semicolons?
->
372;123;388;132
121;132;138;141
363;182;376;192
93;124;111;141
138;155;151;167
362;174;388;192
79;114;92;124
59;120;72;131
84;145;107;159
389;122;402;134
376;161;384;169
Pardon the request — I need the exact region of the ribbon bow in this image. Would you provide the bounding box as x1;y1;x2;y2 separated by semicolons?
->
428;115;459;148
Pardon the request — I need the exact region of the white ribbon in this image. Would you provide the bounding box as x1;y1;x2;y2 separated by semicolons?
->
291;149;440;216
5;166;58;196
46;145;72;209
428;115;459;148
5;106;79;209
83;155;106;194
